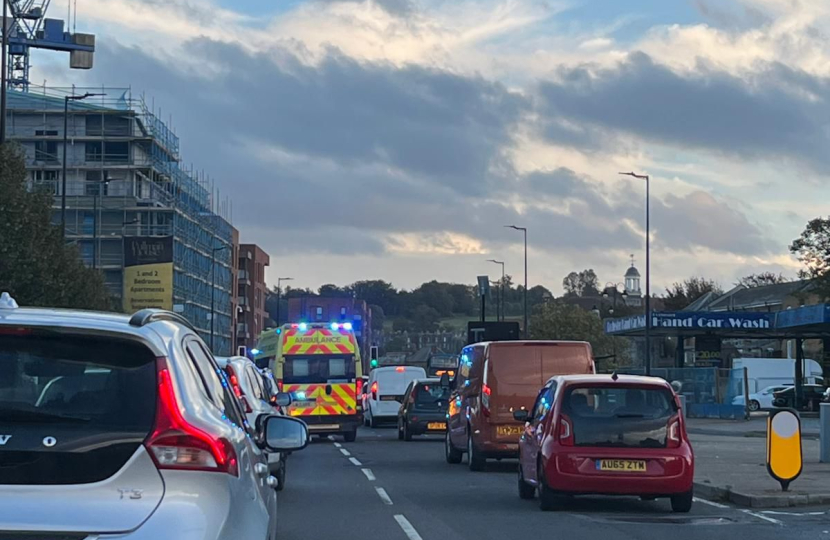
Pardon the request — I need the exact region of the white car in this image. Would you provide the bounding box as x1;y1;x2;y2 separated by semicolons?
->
364;366;427;427
732;385;792;411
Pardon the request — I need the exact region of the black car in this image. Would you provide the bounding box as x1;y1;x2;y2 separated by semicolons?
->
772;385;826;410
397;379;450;441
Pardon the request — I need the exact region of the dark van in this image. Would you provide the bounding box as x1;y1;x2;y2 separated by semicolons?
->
445;341;595;471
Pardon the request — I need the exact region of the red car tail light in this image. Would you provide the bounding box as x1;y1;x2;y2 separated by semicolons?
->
356;378;364;397
558;414;574;446
482;384;492;417
145;358;239;477
667;414;682;448
371;381;379;400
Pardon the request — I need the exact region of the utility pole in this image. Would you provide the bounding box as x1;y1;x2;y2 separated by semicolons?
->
276;276;293;326
505;226;528;337
620;172;651;375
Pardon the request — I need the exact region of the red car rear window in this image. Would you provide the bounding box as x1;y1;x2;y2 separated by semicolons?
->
563;386;675;448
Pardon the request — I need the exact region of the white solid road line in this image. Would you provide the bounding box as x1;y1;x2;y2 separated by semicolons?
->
375;487;394;505
349;457;363;467
340;448;351;457
693;497;729;509
394;515;424;540
742;510;783;525
362;468;376;481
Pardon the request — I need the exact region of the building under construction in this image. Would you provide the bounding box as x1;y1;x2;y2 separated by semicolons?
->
7;85;236;355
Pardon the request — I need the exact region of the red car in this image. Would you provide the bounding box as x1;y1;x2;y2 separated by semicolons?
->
516;374;694;512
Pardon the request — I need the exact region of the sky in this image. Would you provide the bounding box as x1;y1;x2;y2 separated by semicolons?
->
30;0;830;293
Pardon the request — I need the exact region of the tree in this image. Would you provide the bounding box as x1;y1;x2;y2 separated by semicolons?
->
0;144;111;310
447;284;476;315
663;277;723;311
562;269;600;297
318;283;349;297
410;281;454;317
790;217;830;299
738;272;789;288
410;304;440;332
348;280;399;315
562;272;580;297
369;304;386;332
530;301;629;367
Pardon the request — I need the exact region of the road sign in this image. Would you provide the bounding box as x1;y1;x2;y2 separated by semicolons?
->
477;276;490;297
467;321;521;345
767;409;802;491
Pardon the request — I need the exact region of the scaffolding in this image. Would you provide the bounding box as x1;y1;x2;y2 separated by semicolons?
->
8;85;236;355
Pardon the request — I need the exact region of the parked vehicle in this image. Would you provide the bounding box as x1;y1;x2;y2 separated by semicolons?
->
365;366;427;427
397;379;451;440
731;385;791;411
0;294;308;539
516;374;694;513
217;355;288;490
445;341;595;471
772;385;827;410
732;357;823;394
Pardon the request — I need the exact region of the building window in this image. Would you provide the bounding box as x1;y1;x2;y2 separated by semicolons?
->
315;307;323;321
35;130;58;162
85;141;129;162
340;307;347;320
87;115;131;137
81;212;94;235
33;170;58;193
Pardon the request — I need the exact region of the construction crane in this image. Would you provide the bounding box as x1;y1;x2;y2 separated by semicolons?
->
3;0;95;91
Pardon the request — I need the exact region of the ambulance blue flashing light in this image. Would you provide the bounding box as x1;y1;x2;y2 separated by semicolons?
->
330;322;340;331
298;323;308;331
251;348;261;355
343;322;353;330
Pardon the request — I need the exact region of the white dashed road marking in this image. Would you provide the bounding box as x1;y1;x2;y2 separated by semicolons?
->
394;515;423;540
742;510;783;525
362;468;376;481
349;457;363;467
693;497;729;509
333;442;342;448
375;487;393;505
340;448;351;457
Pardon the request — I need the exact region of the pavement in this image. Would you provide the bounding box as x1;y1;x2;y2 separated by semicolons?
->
277;427;830;540
687;415;821;439
688;417;830;508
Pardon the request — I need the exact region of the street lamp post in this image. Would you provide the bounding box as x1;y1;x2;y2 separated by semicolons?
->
602;282;628;316
91;176;109;270
490;280;500;321
486;259;505;321
505;225;528;337
61;92;104;239
620;172;651;375
276;277;294;326
210;244;231;353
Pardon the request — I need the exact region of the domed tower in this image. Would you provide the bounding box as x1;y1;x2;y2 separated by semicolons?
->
624;255;642;306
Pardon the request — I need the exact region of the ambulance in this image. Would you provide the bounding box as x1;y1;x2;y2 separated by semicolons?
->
254;322;363;441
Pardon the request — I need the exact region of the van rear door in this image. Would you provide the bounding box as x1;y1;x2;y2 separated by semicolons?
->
540;342;595;377
485;344;542;425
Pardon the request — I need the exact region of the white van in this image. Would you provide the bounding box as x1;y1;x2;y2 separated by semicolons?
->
364;366;427;427
732;357;824;393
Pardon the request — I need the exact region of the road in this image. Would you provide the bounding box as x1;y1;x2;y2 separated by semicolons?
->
278;427;830;540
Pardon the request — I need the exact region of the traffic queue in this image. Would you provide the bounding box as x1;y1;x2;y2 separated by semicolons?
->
0;292;696;540
370;340;695;513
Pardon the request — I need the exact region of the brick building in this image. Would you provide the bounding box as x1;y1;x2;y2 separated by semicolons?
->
236;244;270;353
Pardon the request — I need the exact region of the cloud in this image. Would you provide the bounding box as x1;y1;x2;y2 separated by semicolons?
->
538;52;830;173
315;0;415;16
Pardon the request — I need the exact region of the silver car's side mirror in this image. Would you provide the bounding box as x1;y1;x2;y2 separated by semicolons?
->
275;392;292;407
264;416;309;452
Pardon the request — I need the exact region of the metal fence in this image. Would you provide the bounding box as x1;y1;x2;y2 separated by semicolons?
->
615;367;744;405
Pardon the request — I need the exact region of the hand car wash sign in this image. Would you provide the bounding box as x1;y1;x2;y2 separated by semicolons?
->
652;312;773;330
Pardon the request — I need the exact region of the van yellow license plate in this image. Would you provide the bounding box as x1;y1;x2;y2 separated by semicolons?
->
497;426;524;436
597;460;647;472
427;422;446;430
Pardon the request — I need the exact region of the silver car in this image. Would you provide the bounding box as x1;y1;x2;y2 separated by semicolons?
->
0;294;308;540
216;355;288;489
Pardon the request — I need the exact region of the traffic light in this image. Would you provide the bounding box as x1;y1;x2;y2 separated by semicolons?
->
370;345;379;369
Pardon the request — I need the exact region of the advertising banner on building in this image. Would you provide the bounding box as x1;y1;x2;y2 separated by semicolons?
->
123;236;174;312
